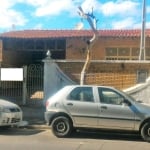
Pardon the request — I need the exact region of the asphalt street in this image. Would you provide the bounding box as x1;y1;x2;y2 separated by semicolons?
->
0;127;150;150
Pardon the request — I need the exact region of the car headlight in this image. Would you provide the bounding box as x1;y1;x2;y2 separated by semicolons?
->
3;108;11;113
0;106;4;112
0;107;11;113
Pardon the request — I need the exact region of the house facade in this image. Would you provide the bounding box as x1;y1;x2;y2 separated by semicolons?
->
0;29;150;67
0;29;150;105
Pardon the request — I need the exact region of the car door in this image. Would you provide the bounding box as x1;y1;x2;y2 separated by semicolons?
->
63;86;99;127
98;87;135;130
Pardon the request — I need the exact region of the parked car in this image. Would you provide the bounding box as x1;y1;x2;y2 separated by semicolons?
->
45;85;150;142
0;98;23;128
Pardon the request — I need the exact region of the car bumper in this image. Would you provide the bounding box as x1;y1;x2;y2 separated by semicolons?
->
45;111;56;125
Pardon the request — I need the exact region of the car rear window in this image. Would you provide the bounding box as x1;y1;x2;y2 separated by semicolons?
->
67;87;94;102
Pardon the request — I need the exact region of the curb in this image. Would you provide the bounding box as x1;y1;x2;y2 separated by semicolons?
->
19;120;50;130
26;124;50;130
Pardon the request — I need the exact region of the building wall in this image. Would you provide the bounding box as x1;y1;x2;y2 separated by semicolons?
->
2;51;34;67
57;61;150;90
1;36;150;65
66;37;150;60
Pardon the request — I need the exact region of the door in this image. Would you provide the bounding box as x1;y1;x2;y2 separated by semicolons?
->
64;87;99;127
98;87;135;130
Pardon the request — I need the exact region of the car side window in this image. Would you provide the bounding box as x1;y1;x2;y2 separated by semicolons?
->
67;87;94;102
98;88;124;105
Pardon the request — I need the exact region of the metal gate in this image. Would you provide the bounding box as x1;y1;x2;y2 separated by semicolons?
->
0;64;44;106
26;64;44;105
0;80;23;105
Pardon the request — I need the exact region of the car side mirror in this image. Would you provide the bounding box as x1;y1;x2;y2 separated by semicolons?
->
123;99;132;106
137;100;142;103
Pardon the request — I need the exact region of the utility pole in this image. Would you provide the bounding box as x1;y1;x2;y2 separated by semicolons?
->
139;0;146;60
78;6;98;85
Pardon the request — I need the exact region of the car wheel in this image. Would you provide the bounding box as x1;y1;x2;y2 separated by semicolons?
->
141;122;150;142
51;116;72;138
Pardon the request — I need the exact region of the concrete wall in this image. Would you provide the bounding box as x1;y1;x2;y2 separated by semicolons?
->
43;57;75;104
124;77;150;104
57;61;150;90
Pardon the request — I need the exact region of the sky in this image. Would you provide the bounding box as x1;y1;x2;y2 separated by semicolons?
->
0;0;150;33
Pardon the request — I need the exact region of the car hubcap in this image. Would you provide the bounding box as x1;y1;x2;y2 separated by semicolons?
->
56;122;66;133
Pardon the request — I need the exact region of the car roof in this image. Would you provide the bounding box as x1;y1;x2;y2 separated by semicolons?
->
64;85;115;89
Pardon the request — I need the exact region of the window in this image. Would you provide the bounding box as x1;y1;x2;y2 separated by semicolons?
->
68;87;94;102
98;88;124;105
105;47;141;60
46;39;66;59
57;39;66;50
118;48;130;56
106;48;117;56
35;40;44;50
24;40;35;50
132;48;139;56
47;40;55;50
146;48;150;60
137;70;147;83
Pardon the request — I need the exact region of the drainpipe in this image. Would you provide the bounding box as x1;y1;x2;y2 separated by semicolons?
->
78;6;98;85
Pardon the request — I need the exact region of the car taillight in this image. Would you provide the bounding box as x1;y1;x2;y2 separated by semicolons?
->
46;101;49;108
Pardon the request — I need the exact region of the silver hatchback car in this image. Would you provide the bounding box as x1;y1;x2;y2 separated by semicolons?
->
45;85;150;142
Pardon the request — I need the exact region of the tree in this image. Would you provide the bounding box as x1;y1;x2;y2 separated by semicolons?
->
78;6;98;85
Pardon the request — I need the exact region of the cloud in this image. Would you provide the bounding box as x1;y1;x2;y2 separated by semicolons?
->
98;0;144;29
33;23;43;29
24;0;73;17
100;0;139;17
147;6;150;13
75;0;142;29
0;0;27;30
111;17;137;29
146;22;150;28
0;0;149;31
81;0;100;12
24;0;101;17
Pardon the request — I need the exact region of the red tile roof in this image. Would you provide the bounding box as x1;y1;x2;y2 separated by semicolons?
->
0;29;150;39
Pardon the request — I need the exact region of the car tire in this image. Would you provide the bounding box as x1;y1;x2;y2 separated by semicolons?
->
51;116;72;138
141;122;150;142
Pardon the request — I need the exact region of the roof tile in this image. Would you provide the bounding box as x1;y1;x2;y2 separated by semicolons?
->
0;29;149;39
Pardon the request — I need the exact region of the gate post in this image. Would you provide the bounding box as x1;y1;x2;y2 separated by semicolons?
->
22;66;27;105
43;51;58;105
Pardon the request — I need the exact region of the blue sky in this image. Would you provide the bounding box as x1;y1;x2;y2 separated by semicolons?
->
0;0;150;33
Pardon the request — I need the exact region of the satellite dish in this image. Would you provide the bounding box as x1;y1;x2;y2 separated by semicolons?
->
74;22;84;30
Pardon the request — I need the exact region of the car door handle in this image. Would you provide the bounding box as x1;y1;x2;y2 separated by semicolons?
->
67;103;73;106
101;106;107;109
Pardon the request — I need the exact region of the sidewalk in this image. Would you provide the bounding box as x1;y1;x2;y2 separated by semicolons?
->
20;105;48;129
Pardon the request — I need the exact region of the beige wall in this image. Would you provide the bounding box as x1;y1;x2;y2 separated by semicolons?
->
58;61;150;90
